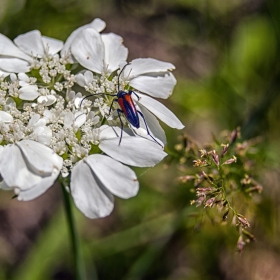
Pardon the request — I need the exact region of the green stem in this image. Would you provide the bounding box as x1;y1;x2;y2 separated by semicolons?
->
61;179;87;280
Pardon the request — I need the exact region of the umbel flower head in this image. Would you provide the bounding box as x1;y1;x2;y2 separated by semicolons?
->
0;18;184;218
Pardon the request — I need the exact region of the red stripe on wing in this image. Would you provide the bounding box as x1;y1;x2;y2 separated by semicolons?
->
117;97;127;115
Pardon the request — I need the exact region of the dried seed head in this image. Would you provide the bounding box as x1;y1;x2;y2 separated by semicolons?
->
179;175;195;183
199;149;207;158
236;215;250;228
211;150;219;166
230;127;240;144
237;235;245;253
193;159;208;167
223;156;237;165
221;143;229;157
245;185;263;194
242;229;256;242
204;197;215;208
241;175;252;185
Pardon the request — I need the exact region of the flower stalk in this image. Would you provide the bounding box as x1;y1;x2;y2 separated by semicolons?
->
61;178;87;280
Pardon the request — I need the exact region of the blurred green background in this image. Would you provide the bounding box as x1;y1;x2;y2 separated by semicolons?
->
0;0;280;279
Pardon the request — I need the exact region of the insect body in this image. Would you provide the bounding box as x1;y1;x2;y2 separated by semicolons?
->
108;89;162;146
80;64;162;147
116;91;139;128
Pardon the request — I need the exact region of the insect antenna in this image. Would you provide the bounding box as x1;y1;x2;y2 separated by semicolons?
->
75;93;104;123
79;94;96;108
117;63;130;91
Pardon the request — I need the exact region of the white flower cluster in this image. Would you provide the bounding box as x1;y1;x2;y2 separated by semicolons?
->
0;18;184;218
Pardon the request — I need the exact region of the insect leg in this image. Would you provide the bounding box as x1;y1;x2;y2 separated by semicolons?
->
130;90;140;100
108;99;124;145
136;110;163;148
108;98;118;115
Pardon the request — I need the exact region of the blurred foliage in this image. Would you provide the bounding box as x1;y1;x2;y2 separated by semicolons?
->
1;0;280;279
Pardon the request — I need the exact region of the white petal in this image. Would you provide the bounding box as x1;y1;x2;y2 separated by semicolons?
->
130;126;164;147
137;93;184;129
129;72;177;99
123;58;175;79
71;159;114;219
42;36;63;55
84;70;94;83
19;81;29;87
99;125;130;139
133;103;167;145
102;33;128;73
85;154;139;199
37;96;48;105
38;95;56;106
28;113;40;127
10;73;17;81
16;140;63;175
18;72;30;82
74;97;83;108
43;109;53;121
19;85;39;100
71;28;104;74
0;145;3;157
33;118;46;127
0;33;32;61
14;30;45;57
0;144;42;189
0;111;13;123
66;91;75;102
44;95;56;106
0;69;9;78
17;168;60;201
99;136;167;167
64;112;74;128
75;73;86;87
35;126;52;146
0;58;31;73
74;112;86;127
61;18;106;60
89;18;106;32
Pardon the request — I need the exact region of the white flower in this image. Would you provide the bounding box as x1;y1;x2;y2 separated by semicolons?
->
119;58;184;138
9;73;39;100
14;30;63;58
69;125;167;218
28;114;52;145
0;19;183;220
134;92;184;129
71;154;139;218
71;28;128;75
0;140;63;200
97;125;167;167
61;18;106;62
37;94;57;106
0;30;63;74
122;58;177;99
0;34;32;73
69;26;183;145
